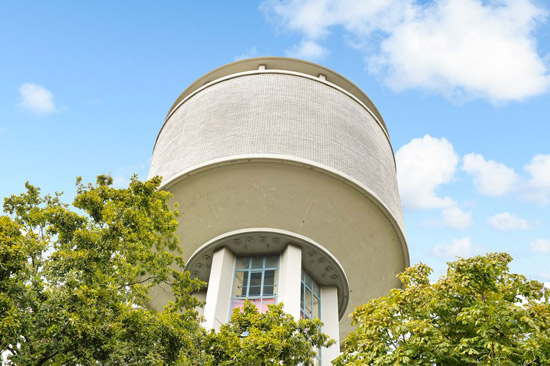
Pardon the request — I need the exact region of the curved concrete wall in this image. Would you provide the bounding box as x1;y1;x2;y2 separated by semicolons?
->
148;160;406;339
149;72;404;232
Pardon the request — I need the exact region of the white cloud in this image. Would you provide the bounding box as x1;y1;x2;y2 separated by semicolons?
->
422;207;472;229
531;238;550;253
396;135;458;209
371;0;550;102
285;39;329;59
397;140;548;208
234;46;259;61
488;212;530;231
261;0;412;39
261;0;550;102
442;207;472;229
433;236;484;258
522;154;550;205
18;83;58;115
421;206;473;230
462;153;519;196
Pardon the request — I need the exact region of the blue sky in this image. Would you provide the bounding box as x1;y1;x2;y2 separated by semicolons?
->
1;0;549;282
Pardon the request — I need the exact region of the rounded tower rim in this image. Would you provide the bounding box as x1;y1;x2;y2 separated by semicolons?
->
158;154;409;269
167;57;386;126
157;57;389;148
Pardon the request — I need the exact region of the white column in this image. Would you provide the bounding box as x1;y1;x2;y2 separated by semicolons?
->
278;244;302;319
203;247;235;331
321;286;340;365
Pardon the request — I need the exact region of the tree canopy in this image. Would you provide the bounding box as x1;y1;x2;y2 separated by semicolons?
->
204;301;333;365
0;176;330;365
335;253;550;365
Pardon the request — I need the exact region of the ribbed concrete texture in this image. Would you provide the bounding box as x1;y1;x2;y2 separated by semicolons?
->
150;72;404;233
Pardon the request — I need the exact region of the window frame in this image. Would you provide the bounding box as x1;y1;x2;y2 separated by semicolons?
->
230;255;280;316
301;270;323;363
300;270;321;321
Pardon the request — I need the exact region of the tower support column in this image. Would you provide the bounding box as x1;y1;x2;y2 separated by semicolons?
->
203;247;235;330
278;244;302;319
321;286;340;365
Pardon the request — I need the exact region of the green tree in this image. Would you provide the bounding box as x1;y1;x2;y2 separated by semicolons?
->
0;176;331;365
335;253;550;366
0;176;205;365
204;301;333;366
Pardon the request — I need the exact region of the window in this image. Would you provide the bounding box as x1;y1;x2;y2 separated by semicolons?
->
300;270;321;320
230;255;279;314
301;270;322;364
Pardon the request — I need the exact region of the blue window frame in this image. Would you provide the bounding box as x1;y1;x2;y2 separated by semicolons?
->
300;270;321;320
230;255;279;314
301;270;322;363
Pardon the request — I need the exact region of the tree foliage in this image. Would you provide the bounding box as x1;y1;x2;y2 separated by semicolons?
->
0;176;206;365
335;253;550;365
0;176;330;365
204;301;333;365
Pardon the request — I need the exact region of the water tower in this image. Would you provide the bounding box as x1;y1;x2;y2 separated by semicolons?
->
148;57;408;365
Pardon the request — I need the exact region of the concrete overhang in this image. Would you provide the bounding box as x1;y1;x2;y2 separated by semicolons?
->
151;156;409;339
185;228;351;319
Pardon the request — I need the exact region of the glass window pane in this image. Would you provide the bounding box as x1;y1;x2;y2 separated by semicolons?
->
306;273;313;288
263;285;274;296
305;288;312;316
232;255;280;316
233;271;248;298
264;270;275;286
313;295;320;319
301;270;321;321
250;272;262;287
251;257;263;269
236;257;250;269
313;281;320;296
249;285;261;296
265;255;278;268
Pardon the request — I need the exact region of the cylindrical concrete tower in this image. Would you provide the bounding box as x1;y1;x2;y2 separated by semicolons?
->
148;57;408;365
